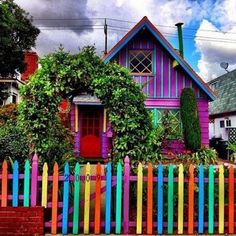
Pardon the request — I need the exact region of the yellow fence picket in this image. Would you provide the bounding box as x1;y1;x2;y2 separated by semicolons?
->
84;163;91;234
178;164;184;234
136;163;143;234
41;163;48;208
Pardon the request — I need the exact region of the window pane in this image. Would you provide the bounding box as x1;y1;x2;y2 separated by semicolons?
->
220;120;225;128
129;50;152;74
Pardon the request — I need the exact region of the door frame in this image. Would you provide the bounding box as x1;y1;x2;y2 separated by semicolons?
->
78;105;103;158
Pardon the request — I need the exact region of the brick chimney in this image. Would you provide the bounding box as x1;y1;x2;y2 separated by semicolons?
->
21;51;38;81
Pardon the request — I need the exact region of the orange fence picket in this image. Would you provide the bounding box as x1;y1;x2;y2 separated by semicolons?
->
1;160;8;207
147;163;153;234
51;163;59;235
188;164;195;234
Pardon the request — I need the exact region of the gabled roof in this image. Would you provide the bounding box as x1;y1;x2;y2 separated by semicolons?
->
103;16;216;101
208;69;236;115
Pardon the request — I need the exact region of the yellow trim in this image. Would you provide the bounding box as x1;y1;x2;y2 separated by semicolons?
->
75;105;78;132
103;109;107;133
172;60;179;68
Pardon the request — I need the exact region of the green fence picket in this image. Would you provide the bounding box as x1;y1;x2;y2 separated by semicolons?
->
115;163;122;234
167;164;174;234
73;163;80;234
23;160;30;207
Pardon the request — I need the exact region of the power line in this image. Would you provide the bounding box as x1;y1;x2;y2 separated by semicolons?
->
37;25;236;44
33;17;236;34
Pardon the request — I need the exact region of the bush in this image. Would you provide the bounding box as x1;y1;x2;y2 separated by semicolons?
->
0;103;17;125
0;120;29;170
180;147;218;166
180;88;201;151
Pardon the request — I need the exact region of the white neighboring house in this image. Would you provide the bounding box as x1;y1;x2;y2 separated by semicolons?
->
0;51;38;106
208;69;236;143
0;73;25;105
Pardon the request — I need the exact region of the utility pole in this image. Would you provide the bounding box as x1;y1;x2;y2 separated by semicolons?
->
104;18;107;54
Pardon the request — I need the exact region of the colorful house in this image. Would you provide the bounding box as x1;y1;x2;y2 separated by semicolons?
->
71;17;216;159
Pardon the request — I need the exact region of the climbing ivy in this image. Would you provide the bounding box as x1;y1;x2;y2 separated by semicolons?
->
18;46;160;163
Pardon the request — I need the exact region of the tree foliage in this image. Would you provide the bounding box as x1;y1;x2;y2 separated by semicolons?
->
0;104;29;170
0;0;40;76
0;103;17;125
180;88;201;151
19;46;160;163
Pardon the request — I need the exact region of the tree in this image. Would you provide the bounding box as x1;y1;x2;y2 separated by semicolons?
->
0;0;40;77
18;46;159;164
180;88;201;151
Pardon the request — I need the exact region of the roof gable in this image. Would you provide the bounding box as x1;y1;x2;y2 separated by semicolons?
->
103;16;216;101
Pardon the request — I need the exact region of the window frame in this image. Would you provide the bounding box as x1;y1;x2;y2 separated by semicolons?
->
150;108;183;139
129;50;153;75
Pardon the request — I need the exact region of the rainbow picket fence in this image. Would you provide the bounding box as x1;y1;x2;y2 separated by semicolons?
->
0;154;235;235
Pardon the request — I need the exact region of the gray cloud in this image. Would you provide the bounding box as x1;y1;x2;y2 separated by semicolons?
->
16;0;93;34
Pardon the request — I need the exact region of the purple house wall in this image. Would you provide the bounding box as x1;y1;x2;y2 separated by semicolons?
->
71;17;215;159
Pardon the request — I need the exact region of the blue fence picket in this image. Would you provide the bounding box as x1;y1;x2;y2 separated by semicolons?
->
157;164;163;234
12;161;19;207
198;164;204;233
62;163;70;235
105;163;112;234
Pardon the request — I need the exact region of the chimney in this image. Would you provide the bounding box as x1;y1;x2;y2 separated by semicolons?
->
175;22;184;58
21;51;38;81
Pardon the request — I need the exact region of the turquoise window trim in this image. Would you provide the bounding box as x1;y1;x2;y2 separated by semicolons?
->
148;107;183;139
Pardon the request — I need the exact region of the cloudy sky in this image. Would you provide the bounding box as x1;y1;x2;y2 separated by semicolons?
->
15;0;236;82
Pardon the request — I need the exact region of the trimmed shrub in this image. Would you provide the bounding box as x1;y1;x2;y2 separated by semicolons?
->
180;88;201;151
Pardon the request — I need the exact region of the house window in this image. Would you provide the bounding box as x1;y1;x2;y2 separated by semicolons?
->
226;119;231;127
150;108;182;139
12;93;17;104
220;120;225;128
129;50;152;74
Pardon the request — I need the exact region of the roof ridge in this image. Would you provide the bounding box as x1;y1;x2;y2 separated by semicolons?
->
103;17;216;101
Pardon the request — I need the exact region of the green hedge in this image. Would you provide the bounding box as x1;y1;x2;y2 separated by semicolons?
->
180;88;201;151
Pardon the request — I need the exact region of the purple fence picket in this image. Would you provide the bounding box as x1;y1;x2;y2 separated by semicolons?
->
123;156;130;234
30;154;38;206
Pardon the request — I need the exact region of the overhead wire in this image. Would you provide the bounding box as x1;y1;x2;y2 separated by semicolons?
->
34;17;236;44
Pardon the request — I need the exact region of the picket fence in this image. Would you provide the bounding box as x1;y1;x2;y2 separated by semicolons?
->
0;154;235;235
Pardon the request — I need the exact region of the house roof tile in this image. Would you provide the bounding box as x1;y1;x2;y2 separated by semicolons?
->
209;69;236;115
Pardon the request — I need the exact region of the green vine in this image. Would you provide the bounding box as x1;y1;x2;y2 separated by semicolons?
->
18;46;160;163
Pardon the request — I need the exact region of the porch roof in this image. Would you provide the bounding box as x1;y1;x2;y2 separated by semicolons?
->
73;94;102;105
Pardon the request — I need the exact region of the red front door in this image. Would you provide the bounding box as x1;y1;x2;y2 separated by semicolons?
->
80;107;102;158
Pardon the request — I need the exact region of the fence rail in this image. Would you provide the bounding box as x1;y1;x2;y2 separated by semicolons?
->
0;155;235;235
